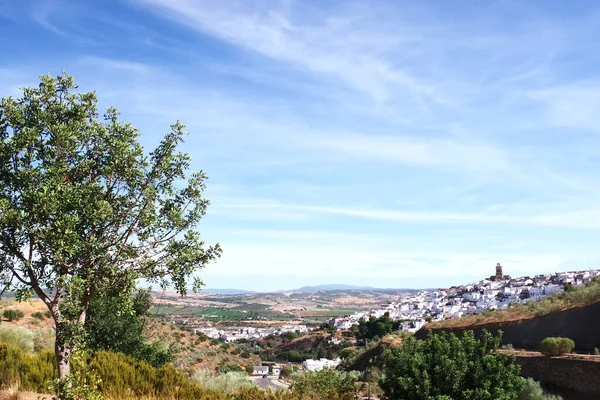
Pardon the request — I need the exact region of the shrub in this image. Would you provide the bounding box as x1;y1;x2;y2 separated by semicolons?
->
192;369;254;394
380;330;524;400
518;378;562;400
557;338;574;355
241;351;251;359
540;337;574;356
594;347;600;356
2;309;24;322
33;329;55;352
31;312;45;320
291;369;359;399
0;326;35;352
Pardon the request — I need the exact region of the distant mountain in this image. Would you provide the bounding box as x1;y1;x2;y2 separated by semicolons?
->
281;284;388;292
201;288;256;295
199;284;420;295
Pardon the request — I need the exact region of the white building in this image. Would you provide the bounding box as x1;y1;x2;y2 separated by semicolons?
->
302;358;341;371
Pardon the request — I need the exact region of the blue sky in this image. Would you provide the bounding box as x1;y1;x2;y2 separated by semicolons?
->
2;0;600;291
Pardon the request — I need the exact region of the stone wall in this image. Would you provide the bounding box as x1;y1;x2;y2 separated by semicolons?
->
417;301;600;352
516;355;600;400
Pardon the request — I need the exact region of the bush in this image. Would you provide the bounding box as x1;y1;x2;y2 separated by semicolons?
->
518;378;562;400
192;369;254;393
380;330;524;400
0;326;35;352
2;309;24;322
557;338;574;355
291;369;359;399
31;311;45;320
540;337;574;356
594;347;599;356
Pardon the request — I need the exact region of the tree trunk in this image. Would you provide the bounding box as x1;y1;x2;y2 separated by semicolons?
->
55;323;72;380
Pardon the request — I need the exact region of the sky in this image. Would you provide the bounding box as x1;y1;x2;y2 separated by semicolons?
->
2;1;600;292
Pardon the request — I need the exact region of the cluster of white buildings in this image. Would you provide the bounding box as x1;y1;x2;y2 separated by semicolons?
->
329;267;600;333
302;357;342;371
194;324;310;342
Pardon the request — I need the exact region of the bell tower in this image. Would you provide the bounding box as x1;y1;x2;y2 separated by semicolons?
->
495;263;503;280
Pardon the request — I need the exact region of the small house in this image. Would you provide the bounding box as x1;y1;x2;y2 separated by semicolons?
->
252;366;269;376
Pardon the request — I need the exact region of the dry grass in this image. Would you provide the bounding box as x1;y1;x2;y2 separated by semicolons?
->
144;319;260;372
0;388;52;400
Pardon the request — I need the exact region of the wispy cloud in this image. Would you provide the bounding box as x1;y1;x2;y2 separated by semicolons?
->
4;0;600;289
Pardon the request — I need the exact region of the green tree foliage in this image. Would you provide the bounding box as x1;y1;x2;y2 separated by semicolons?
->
2;309;24;321
0;73;221;386
353;312;399;341
380;330;524;400
84;288;178;367
539;337;575;356
291;368;359;400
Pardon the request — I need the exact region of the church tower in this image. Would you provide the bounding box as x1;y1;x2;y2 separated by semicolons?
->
495;263;503;280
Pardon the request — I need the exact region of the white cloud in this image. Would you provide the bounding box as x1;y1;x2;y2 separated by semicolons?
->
527;81;600;132
133;0;444;105
212;200;600;230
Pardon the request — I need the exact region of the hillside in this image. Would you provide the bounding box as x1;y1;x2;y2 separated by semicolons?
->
418;278;600;352
0;299;260;373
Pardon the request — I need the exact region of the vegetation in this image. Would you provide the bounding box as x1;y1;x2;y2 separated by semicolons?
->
85;288;178;367
31;311;45;320
518;378;562;400
0;73;221;391
0;326;36;353
192;369;254;394
432;277;600;329
290;369;359;400
350;312;399;341
539;337;575;356
2;309;24;322
380;330;524;400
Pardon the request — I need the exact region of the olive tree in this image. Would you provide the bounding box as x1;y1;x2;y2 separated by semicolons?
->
0;74;220;384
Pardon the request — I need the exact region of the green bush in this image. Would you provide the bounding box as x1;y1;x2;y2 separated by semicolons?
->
31;311;45;320
540;337;574;356
381;330;524;400
3;309;25;321
518;378;562;400
557;338;574;355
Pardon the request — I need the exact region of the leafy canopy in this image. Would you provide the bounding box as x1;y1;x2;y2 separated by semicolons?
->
0;73;221;383
380;330;524;400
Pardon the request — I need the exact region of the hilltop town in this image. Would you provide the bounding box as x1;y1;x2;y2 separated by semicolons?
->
162;264;600;342
329;264;600;334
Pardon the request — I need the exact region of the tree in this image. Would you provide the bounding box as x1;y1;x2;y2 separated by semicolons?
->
380;330;524;400
84;288;178;367
291;368;359;399
0;74;221;389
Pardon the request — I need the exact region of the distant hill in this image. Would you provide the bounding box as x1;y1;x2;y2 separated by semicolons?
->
279;284;418;292
201;288;256;295
284;284;376;292
199;284;421;295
